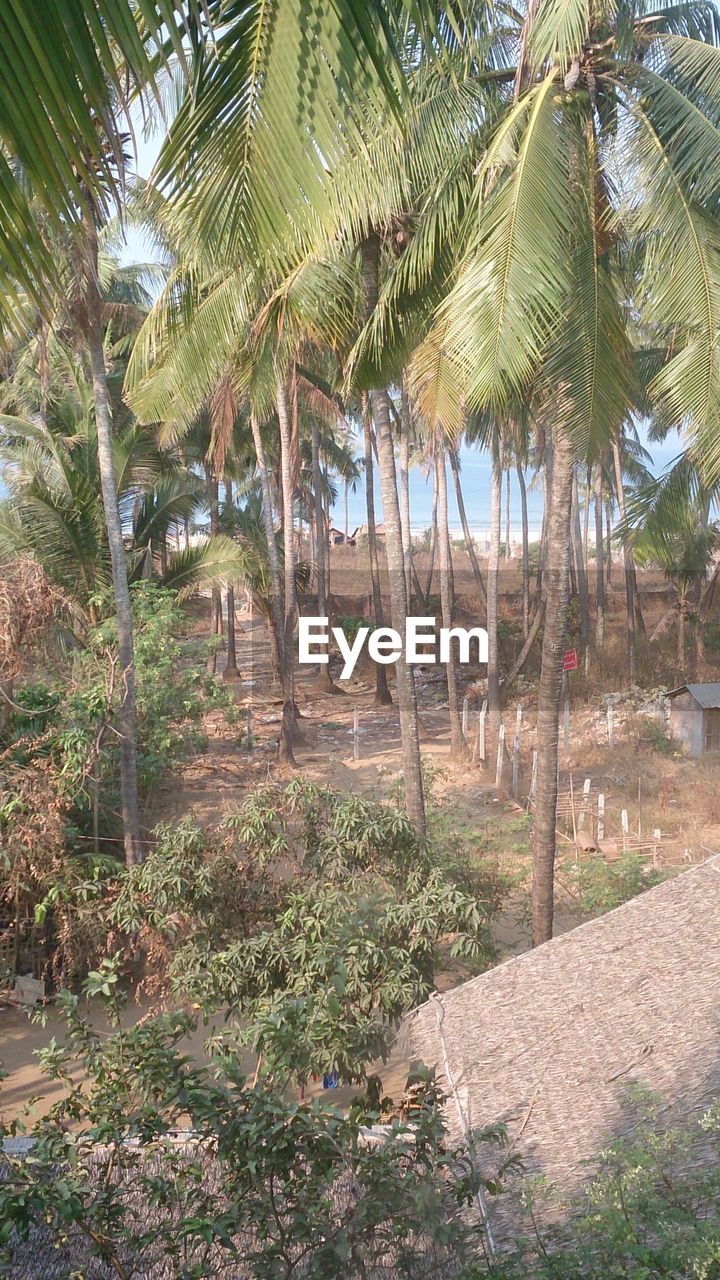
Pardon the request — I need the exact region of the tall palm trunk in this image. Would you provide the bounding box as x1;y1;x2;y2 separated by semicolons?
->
312;417;336;693
82;216;141;867
224;480;240;680
362;233;425;833
399;388;414;605
487;455;502;731
436;437;465;757
250;413;284;682
605;496;613;590
449;447;486;606
594;462;605;648
572;474;590;654
362;396;392;706
206;468;222;674
424;471;438;602
276;373;298;764
517;461;530;638
504;463;511;562
532;426;574;946
612;441;636;682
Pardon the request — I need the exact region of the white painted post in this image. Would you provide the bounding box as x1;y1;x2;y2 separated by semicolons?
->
516;704;523;736
353;706;360;761
621;808;629;851
579;777;591;829
607;703;614;747
563;698;570;751
653;827;661;868
597;793;605;840
529;750;537;803
479;706;487;763
512;733;520;797
495;723;505;789
462;698;469;740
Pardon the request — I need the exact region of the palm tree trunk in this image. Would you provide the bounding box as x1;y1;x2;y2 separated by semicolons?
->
82;216;141;867
276;372;298;764
517;461;530;638
594;462;605;648
399;387;414;605
436;437;465;757
224;480;240;680
605;496;613;590
487;455;502;731
424;471;438;602
449;447;486;606
612;441;636;682
504;463;511;563
344;478;349;544
572;474;590;654
206;468;222;674
362;233;425;833
532;426;574;946
582;471;591;573
250;412;285;682
677;591;686;671
312;418;337;693
362;396;392;706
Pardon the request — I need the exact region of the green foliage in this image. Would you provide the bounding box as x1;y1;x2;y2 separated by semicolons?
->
498;1089;720;1280
6;584;236;831
569;853;671;917
143;781;504;1084
0;969;499;1278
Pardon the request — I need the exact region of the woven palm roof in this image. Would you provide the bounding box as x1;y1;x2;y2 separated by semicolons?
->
407;855;720;1249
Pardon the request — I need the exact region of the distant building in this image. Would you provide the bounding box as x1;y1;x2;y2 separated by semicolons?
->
666;683;720;755
406;854;720;1250
328;527;358;547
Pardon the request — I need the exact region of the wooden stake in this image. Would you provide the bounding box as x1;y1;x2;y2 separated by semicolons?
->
579;777;591;829
529;750;537;803
478;705;487;763
512;732;520;797
353;706;360;761
597;792;605;840
621;809;629;852
495;723;505;789
462;698;469;740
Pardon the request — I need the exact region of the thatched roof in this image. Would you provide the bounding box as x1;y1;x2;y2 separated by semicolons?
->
407;855;720;1249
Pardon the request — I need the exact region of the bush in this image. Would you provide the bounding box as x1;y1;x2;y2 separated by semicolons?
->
569;852;670;916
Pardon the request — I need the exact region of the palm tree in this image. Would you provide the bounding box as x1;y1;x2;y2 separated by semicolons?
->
410;0;720;942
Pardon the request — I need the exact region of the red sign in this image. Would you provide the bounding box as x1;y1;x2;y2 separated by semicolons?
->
563;649;578;672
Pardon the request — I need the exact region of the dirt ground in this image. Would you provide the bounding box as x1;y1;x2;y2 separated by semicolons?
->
3;554;720;1123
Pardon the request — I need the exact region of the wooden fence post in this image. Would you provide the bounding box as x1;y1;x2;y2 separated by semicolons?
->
529;750;537;805
621;808;629;851
597;792;605;840
495;723;505;789
353;706;360;761
462;698;469;741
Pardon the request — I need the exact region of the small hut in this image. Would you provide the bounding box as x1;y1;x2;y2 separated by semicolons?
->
666;683;720;755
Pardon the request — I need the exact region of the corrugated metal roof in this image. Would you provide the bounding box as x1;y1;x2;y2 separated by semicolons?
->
666;682;720;707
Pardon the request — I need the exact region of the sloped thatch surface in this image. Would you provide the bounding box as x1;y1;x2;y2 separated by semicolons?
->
1;1139;466;1279
407;855;720;1247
